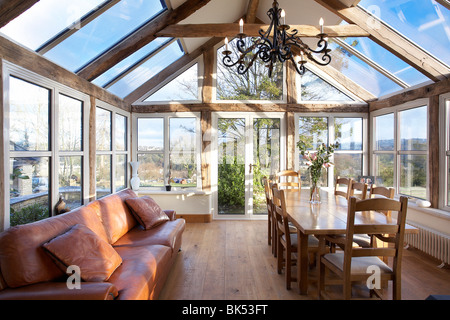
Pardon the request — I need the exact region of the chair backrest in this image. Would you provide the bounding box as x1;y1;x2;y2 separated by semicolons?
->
349;181;368;200
271;185;292;247
335;177;353;199
343;196;408;274
263;177;273;214
369;186;396;216
276;170;301;192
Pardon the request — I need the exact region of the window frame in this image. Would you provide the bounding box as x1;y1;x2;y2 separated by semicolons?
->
2;61;90;228
440;92;450;211
370;98;429;200
294;112;368;187
132;112;202;191
95;100;131;199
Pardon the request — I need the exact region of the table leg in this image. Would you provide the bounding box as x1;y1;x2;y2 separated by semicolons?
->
298;230;309;295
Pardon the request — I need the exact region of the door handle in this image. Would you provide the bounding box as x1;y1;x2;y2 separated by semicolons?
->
249;164;257;174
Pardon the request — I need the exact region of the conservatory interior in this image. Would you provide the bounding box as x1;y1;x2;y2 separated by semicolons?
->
0;0;449;301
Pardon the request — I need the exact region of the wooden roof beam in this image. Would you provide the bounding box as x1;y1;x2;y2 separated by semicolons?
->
0;0;38;28
156;23;370;38
314;0;450;82
77;0;212;82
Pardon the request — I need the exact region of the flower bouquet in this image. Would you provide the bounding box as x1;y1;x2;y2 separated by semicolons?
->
297;141;339;203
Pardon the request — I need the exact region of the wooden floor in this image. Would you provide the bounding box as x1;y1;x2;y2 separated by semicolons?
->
159;220;450;300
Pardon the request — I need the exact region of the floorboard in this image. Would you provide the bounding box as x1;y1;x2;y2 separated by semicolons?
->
159;220;450;300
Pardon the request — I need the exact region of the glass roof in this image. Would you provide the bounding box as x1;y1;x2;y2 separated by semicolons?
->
43;0;167;72
0;0;107;51
327;39;404;97
92;37;172;88
358;0;450;67
340;36;431;87
107;40;185;98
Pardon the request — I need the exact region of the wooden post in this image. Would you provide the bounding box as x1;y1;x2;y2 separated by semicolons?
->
201;111;212;192
89;97;96;202
428;95;440;208
0;60;5;231
202;47;214;103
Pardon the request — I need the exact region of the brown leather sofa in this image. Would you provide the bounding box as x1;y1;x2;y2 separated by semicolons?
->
0;189;185;300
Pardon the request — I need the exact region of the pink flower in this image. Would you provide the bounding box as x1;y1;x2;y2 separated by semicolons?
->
323;162;331;168
310;152;317;161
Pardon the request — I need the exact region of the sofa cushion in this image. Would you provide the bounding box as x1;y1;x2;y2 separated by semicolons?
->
112;219;185;252
42;224;122;282
0;205;109;288
88;189;138;244
109;245;172;300
125;196;169;230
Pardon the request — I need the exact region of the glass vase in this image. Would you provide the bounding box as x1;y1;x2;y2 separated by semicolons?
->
310;181;321;204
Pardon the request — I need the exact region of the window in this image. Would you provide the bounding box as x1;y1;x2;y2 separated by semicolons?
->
144;63;201;102
297;68;355;101
4;62;89;227
216;38;284;101
134;113;201;190
95;102;130;199
372;100;428;200
296;114;367;187
440;93;450;211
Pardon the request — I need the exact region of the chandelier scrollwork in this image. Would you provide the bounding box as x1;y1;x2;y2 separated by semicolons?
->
222;0;332;77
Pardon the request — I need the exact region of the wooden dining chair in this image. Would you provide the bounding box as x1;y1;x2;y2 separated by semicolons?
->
263;177;274;248
318;196;409;300
334;177;353;199
276;170;301;192
353;186;397;249
272;185;319;290
349;181;368;200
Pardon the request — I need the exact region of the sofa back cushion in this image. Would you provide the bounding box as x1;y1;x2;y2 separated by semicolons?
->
88;189;138;244
0;205;108;288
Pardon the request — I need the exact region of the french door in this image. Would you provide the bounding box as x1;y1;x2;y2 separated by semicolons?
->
212;113;286;220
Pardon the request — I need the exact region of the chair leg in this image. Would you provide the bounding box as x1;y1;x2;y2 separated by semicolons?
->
318;258;325;299
268;215;271;246
277;239;283;274
286;250;291;290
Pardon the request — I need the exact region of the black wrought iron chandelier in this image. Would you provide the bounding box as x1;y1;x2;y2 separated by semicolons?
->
222;0;332;77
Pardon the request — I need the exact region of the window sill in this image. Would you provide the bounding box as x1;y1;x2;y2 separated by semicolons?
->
135;188;211;196
406;201;450;220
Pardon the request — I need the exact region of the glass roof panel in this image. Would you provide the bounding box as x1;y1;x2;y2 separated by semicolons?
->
43;0;167;72
92;37;172;88
358;0;450;67
0;0;107;51
327;40;403;97
341;36;431;87
107;40;185;98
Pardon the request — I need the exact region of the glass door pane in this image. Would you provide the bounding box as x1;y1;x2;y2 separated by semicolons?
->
252;118;280;215
217;118;246;215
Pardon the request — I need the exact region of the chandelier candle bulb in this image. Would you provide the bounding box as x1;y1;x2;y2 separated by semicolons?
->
225;37;228;51
320;17;324;33
281;9;286;25
239;19;244;33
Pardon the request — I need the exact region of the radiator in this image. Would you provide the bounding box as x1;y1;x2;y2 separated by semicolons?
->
404;222;450;267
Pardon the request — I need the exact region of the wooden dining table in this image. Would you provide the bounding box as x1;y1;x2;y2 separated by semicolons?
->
284;188;419;295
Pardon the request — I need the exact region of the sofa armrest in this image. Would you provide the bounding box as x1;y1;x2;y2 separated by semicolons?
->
0;282;118;300
164;210;176;221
